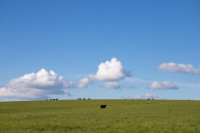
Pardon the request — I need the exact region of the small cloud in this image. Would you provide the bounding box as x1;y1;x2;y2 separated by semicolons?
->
133;94;142;99
90;58;132;81
158;62;200;74
144;93;158;99
149;81;178;90
76;77;91;88
0;68;72;100
125;93;158;100
64;89;72;96
102;81;120;89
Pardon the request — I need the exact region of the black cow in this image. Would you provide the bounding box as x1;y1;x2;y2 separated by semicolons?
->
100;105;106;109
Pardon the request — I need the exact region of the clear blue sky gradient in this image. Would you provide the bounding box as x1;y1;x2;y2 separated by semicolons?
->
0;0;200;100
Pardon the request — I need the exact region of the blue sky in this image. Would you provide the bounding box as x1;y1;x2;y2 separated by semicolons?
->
0;0;200;101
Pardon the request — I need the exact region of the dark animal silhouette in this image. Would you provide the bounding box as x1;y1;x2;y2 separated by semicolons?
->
100;105;106;109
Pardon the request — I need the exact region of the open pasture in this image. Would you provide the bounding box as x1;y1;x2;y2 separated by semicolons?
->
0;100;200;133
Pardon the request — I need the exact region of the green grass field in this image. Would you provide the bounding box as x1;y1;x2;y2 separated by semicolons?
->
0;100;200;133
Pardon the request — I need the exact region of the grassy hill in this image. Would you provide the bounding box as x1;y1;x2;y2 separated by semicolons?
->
0;100;200;133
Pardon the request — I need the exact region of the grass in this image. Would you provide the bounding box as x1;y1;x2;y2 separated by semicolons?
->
0;100;200;133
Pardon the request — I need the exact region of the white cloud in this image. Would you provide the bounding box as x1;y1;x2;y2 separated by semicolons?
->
149;81;178;90
158;62;200;74
0;68;72;99
89;58;131;81
145;93;158;99
76;77;91;88
76;58;132;88
102;81;120;89
123;93;158;100
133;94;142;99
64;89;71;96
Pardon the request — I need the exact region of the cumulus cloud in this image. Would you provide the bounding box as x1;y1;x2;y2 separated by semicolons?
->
133;94;142;99
89;58;131;81
76;58;132;88
145;93;158;99
0;68;72;99
158;62;200;74
76;77;91;88
149;81;178;90
102;81;120;89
